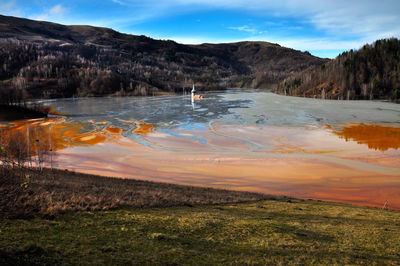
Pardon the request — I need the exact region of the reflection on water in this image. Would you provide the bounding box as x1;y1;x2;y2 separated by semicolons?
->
2;91;400;210
0;118;118;155
333;123;400;151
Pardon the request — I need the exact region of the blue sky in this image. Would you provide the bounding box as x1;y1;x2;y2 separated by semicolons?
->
1;0;400;58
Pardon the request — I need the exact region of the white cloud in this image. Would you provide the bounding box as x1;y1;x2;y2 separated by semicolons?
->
0;0;16;10
111;0;127;6
114;0;400;40
130;0;399;56
49;4;68;17
0;0;24;17
228;25;258;34
6;0;398;57
30;4;69;21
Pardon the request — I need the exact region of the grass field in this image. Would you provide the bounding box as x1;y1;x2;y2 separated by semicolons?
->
1;199;400;265
1;168;400;265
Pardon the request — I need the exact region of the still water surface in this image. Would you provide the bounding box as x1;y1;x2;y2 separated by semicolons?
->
3;90;400;209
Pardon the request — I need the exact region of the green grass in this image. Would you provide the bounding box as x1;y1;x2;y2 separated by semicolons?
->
1;199;399;265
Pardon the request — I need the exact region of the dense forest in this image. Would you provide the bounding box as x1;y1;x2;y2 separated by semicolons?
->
275;38;400;101
0;15;326;104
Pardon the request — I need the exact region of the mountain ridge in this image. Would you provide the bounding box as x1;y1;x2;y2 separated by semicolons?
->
0;14;327;102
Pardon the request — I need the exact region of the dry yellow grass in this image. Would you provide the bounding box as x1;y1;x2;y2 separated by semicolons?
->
0;167;275;218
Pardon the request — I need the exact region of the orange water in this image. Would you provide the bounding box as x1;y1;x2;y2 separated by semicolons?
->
1;119;400;210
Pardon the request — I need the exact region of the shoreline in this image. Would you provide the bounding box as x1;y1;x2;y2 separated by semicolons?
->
1;167;396;220
3;89;399;108
53;165;399;211
0;167;277;219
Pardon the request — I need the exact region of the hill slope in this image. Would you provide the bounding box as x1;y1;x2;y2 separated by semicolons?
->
275;38;400;101
0;15;327;101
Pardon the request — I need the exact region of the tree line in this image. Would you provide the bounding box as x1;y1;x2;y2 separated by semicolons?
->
0;32;325;105
0;38;232;104
275;38;400;101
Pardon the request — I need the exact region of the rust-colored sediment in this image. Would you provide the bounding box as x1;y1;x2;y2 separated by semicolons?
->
105;126;125;134
1;119;400;210
134;122;155;134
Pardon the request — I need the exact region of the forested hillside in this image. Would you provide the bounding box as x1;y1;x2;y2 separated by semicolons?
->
0;15;326;103
276;38;400;101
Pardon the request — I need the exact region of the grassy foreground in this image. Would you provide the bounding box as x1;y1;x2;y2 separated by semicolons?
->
1;200;400;265
1;168;400;265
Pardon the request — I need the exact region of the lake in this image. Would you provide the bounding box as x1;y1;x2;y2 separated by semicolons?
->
2;90;400;209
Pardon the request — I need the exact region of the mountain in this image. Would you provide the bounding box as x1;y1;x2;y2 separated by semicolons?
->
275;38;400;101
0;14;327;102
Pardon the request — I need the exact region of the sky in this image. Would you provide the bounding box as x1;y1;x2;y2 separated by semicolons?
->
1;0;400;58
